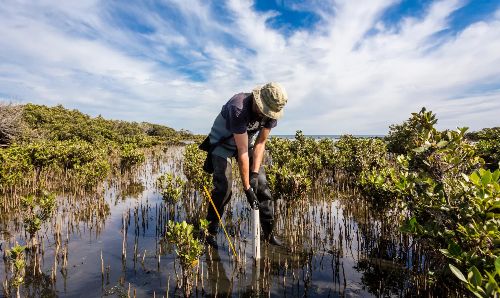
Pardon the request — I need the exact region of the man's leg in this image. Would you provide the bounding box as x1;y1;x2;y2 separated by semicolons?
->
206;155;232;248
255;165;283;246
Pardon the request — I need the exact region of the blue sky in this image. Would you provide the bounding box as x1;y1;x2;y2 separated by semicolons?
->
1;0;499;134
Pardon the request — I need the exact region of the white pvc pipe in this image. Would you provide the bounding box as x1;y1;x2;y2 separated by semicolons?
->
252;208;260;261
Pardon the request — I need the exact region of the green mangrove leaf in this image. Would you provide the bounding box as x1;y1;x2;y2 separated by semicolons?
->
481;171;492;186
440;249;452;258
449;264;467;283
449;241;462;256
495;256;500;275
470;266;482;287
413;146;427;153
485;271;498;296
485;282;495;297
401;217;418;233
470;172;480;185
436;140;448;148
492;170;500;182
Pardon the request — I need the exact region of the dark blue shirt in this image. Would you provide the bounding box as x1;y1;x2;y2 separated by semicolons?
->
209;92;278;158
221;93;277;134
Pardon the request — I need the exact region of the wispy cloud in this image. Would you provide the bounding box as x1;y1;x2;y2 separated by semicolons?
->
0;0;499;134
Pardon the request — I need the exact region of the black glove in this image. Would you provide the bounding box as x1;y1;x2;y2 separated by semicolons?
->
244;187;259;210
250;172;259;191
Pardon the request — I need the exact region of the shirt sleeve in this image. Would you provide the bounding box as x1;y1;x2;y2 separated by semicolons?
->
264;119;277;129
227;104;248;134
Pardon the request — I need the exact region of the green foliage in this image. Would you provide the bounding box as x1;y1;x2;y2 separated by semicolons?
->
380;109;498;295
266;165;312;200
385;107;437;155
119;143;145;170
21;190;56;239
334;135;387;178
266;131;387;201
157;173;185;202
430;169;500;291
142;122;184;145
359;165;407;205
183;144;211;192
165;220;204;297
468;127;500;171
0;144;34;187
332;135;396;205
21;104;167;146
199;218;209;238
0;103;194;192
266;131;336;200
165;220;204;269
268;131;336;178
449;261;500;297
6;244;27;289
0;140;110;188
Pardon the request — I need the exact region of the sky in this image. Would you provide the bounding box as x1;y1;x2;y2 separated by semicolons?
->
1;0;499;135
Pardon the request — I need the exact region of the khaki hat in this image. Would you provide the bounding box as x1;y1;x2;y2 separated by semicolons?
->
252;82;288;119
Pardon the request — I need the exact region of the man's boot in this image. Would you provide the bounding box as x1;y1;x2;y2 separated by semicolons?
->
206;223;219;249
206;233;218;249
261;220;283;246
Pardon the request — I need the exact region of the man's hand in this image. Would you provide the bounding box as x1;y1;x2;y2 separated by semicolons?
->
244;187;259;209
250;172;259;190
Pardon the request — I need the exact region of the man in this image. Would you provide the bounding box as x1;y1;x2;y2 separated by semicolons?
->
205;82;287;248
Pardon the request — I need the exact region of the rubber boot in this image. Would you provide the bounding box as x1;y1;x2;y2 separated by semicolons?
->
206;233;218;249
206;223;219;249
261;221;283;247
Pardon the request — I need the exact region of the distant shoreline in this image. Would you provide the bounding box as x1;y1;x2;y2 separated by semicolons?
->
273;134;386;140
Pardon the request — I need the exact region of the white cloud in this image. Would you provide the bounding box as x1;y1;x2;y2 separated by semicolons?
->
0;0;499;134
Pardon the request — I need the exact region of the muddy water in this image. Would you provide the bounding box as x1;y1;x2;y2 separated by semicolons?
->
1;147;437;297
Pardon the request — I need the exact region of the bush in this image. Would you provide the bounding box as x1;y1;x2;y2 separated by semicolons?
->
157;173;185;202
165;220;206;297
4;244;27;297
182;144;211;192
1;103;195;191
119;143;145;170
266;131;336;200
403;169;500;297
381;109;496;295
21;190;56;242
385;107;437;155
334;135;387;179
0;140;111;189
21;103;187;146
467;127;500;171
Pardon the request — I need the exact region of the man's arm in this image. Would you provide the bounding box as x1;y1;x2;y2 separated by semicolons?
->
251;127;271;173
234;132;251;190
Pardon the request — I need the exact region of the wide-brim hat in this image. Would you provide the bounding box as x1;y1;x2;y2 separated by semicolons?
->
252;82;288;120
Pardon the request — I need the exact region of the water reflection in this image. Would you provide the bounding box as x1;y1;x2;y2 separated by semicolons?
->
205;248;232;297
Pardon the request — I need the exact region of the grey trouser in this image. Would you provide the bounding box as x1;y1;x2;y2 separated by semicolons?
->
206;154;274;234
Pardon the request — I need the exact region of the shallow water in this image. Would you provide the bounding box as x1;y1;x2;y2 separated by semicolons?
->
0;146;444;297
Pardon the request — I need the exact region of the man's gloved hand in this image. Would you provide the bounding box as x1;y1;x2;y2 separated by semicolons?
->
250;172;259;191
244;187;259;210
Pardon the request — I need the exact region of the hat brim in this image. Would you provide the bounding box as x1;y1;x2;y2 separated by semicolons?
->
252;87;284;120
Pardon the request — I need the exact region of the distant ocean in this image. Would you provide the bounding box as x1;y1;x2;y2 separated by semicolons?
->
273;135;385;140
